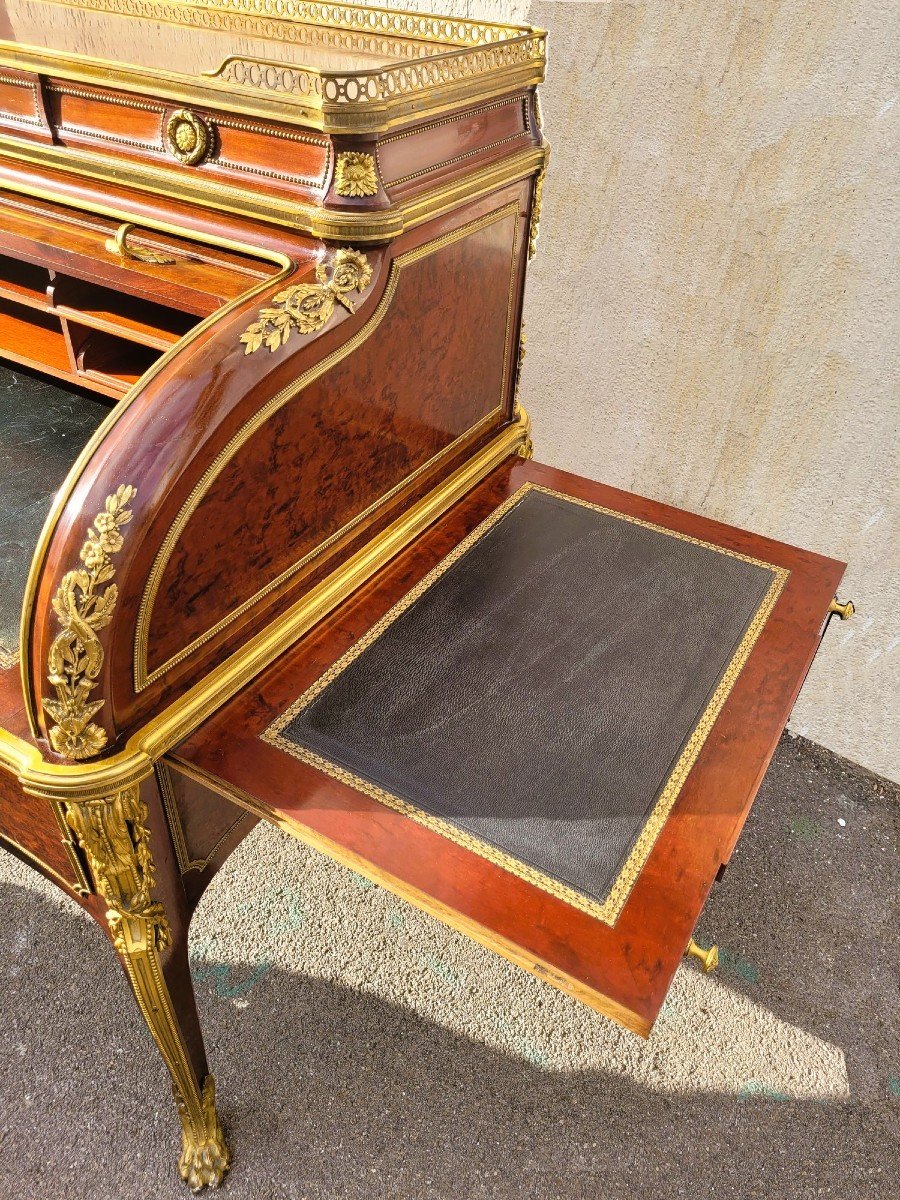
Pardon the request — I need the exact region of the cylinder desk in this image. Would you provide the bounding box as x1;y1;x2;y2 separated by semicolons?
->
0;0;851;1190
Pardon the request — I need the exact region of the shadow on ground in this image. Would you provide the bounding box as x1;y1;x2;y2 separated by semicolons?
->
1;736;897;1200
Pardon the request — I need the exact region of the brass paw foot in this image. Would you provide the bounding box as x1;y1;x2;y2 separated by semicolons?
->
176;1076;230;1192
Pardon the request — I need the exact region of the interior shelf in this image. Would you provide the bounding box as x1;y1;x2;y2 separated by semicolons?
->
0;298;72;379
73;327;161;393
0;267;197;398
0;195;282;401
0;253;52;313
54;276;196;351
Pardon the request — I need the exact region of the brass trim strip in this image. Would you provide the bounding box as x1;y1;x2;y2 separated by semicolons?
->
155;759;202;873
0;134;546;242
0;71;42;127
0;413;529;799
135;202;522;689
264;482;790;927
46;81;165;114
169;753;651;1037
385;129;528;189
378;95;525;147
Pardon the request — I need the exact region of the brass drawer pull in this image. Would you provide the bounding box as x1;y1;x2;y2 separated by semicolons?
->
104;222;175;265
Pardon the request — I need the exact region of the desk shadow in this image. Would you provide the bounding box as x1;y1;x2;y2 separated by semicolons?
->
691;734;899;1102
0;876;895;1200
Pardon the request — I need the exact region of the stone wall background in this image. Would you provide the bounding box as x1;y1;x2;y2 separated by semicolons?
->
392;0;899;781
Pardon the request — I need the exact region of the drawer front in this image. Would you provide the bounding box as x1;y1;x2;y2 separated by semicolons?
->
175;455;846;1035
44;79;331;195
0;68;45;133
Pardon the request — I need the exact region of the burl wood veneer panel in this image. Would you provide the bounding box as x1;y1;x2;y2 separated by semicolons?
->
146;207;521;676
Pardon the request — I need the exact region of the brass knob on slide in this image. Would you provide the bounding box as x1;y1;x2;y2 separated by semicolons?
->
828;597;855;621
686;938;719;973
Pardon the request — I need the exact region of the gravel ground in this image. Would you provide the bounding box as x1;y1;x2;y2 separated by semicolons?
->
0;733;897;1200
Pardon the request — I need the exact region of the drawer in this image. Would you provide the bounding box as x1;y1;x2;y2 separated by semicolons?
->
174;455;845;1035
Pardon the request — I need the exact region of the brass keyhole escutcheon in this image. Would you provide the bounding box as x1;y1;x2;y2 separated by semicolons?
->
166;108;211;166
686;938;719;973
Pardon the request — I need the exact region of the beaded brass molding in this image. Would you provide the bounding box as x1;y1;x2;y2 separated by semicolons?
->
62;782;229;1189
42;485;137;761
265;482;789;927
240;248;373;353
334;151;379;197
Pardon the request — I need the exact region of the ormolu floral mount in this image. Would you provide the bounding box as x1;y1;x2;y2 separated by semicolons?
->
240;249;373;354
43;485;136;760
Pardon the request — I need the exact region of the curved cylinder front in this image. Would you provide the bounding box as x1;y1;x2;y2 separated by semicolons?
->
22;177;534;760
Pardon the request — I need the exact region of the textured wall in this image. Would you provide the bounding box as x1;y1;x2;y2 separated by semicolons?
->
396;0;900;780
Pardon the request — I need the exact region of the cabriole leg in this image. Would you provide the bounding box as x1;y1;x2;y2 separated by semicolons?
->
61;779;229;1190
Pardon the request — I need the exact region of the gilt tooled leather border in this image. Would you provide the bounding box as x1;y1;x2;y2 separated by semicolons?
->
262;483;789;926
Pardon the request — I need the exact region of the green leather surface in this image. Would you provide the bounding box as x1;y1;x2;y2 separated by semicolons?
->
275;486;780;916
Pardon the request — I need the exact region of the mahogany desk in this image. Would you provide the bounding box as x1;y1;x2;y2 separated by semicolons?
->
0;0;850;1190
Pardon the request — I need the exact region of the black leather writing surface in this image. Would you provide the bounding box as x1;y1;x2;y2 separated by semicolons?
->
0;364;110;666
271;485;783;921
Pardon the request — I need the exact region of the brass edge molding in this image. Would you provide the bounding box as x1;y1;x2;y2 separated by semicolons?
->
2;413;529;800
155;759;203;873
240;248;373;352
14;178;293;740
136;202;522;689
169;753;651;1038
62;780;229;1188
42;486;138;761
378;94;523;148
158;758;251;874
0;133;545;242
334;151;379;198
264;481;790;928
